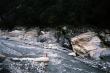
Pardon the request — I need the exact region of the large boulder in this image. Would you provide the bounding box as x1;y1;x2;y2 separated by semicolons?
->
71;31;106;59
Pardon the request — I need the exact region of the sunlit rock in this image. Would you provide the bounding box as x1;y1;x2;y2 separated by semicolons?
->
5;28;39;44
11;57;49;62
68;52;76;56
42;43;60;49
0;30;9;39
71;31;106;59
9;30;25;37
8;30;25;41
11;53;49;63
23;29;38;42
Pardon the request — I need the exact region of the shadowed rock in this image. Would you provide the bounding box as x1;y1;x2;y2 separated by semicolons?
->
0;54;6;62
99;29;110;46
100;49;110;61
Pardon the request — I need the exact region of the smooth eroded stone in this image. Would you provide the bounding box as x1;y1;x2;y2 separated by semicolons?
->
71;31;103;59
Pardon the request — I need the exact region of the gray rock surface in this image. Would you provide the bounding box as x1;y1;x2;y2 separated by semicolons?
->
0;54;6;62
71;31;110;60
0;30;110;73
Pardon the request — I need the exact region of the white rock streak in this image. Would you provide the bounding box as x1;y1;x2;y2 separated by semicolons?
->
12;57;49;62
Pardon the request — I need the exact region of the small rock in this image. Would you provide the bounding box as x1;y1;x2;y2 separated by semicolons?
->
99;29;110;46
37;30;57;43
68;52;76;56
100;49;110;61
0;54;6;62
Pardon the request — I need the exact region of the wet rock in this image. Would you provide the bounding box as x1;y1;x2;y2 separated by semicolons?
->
37;30;57;43
71;31;106;59
0;42;23;57
58;36;72;49
25;52;36;57
0;68;11;73
0;54;6;62
99;29;110;46
100;49;110;61
56;26;73;49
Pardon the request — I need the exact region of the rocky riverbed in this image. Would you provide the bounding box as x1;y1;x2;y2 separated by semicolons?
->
0;27;110;73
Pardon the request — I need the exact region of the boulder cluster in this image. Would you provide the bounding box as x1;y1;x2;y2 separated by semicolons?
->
0;28;110;60
71;31;110;60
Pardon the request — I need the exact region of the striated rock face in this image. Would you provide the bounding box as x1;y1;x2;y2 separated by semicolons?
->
71;31;106;59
